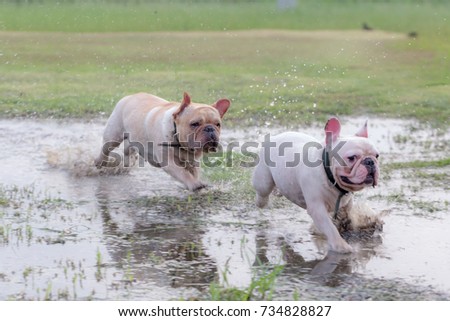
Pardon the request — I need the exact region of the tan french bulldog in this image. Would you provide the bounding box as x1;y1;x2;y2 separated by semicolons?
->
252;117;379;253
95;92;230;191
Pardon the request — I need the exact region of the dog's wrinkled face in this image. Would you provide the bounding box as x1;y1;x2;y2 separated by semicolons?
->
178;106;223;152
173;93;230;152
334;138;379;192
325;117;380;192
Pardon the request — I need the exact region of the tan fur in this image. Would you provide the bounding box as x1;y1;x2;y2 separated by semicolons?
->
95;92;230;191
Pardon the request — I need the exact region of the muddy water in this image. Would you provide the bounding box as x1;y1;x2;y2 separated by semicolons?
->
0;118;449;300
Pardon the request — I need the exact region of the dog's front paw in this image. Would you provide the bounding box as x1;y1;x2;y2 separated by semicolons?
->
255;195;269;208
329;240;353;254
191;182;208;192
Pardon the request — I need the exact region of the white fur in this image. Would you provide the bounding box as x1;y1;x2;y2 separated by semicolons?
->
252;128;379;254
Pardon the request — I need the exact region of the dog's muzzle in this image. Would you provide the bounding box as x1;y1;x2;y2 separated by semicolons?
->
340;157;378;187
204;125;218;138
202;125;219;151
203;140;219;152
362;157;378;186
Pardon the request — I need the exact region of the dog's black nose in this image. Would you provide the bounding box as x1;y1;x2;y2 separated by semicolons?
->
204;125;215;133
362;158;375;166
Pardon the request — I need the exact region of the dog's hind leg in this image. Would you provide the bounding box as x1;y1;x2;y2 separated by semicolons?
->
95;108;125;168
95;139;122;168
252;162;275;208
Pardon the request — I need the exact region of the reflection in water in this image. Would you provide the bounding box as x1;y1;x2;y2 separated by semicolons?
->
94;174;383;297
95;182;218;293
1;119;449;300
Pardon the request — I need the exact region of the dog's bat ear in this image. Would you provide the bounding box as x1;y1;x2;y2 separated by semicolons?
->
173;92;191;119
212;98;231;118
325;117;341;144
355;120;368;138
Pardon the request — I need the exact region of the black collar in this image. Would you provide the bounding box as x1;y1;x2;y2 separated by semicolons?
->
322;148;348;195
322;148;350;219
172;121;180;145
159;122;182;147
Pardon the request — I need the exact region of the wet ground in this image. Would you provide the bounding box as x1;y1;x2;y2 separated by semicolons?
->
0;117;449;300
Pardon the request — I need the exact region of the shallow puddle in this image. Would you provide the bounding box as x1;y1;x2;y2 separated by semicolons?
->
0;117;449;300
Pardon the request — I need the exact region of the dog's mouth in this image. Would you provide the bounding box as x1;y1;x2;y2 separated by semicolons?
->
341;172;376;186
363;173;375;186
341;176;358;185
202;140;219;152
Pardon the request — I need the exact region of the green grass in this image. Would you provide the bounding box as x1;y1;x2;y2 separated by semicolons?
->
1;0;449;36
208;265;284;301
0;0;449;126
203;151;254;194
385;158;450;170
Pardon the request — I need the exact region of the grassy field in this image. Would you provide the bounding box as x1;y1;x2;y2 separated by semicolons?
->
0;1;449;302
0;0;449;126
1;1;449;35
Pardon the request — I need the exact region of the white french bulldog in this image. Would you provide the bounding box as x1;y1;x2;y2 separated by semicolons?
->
252;117;379;253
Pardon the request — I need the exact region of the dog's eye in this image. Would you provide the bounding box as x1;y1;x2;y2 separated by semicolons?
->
375;154;380;159
190;122;200;128
216;123;221;128
348;155;357;162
